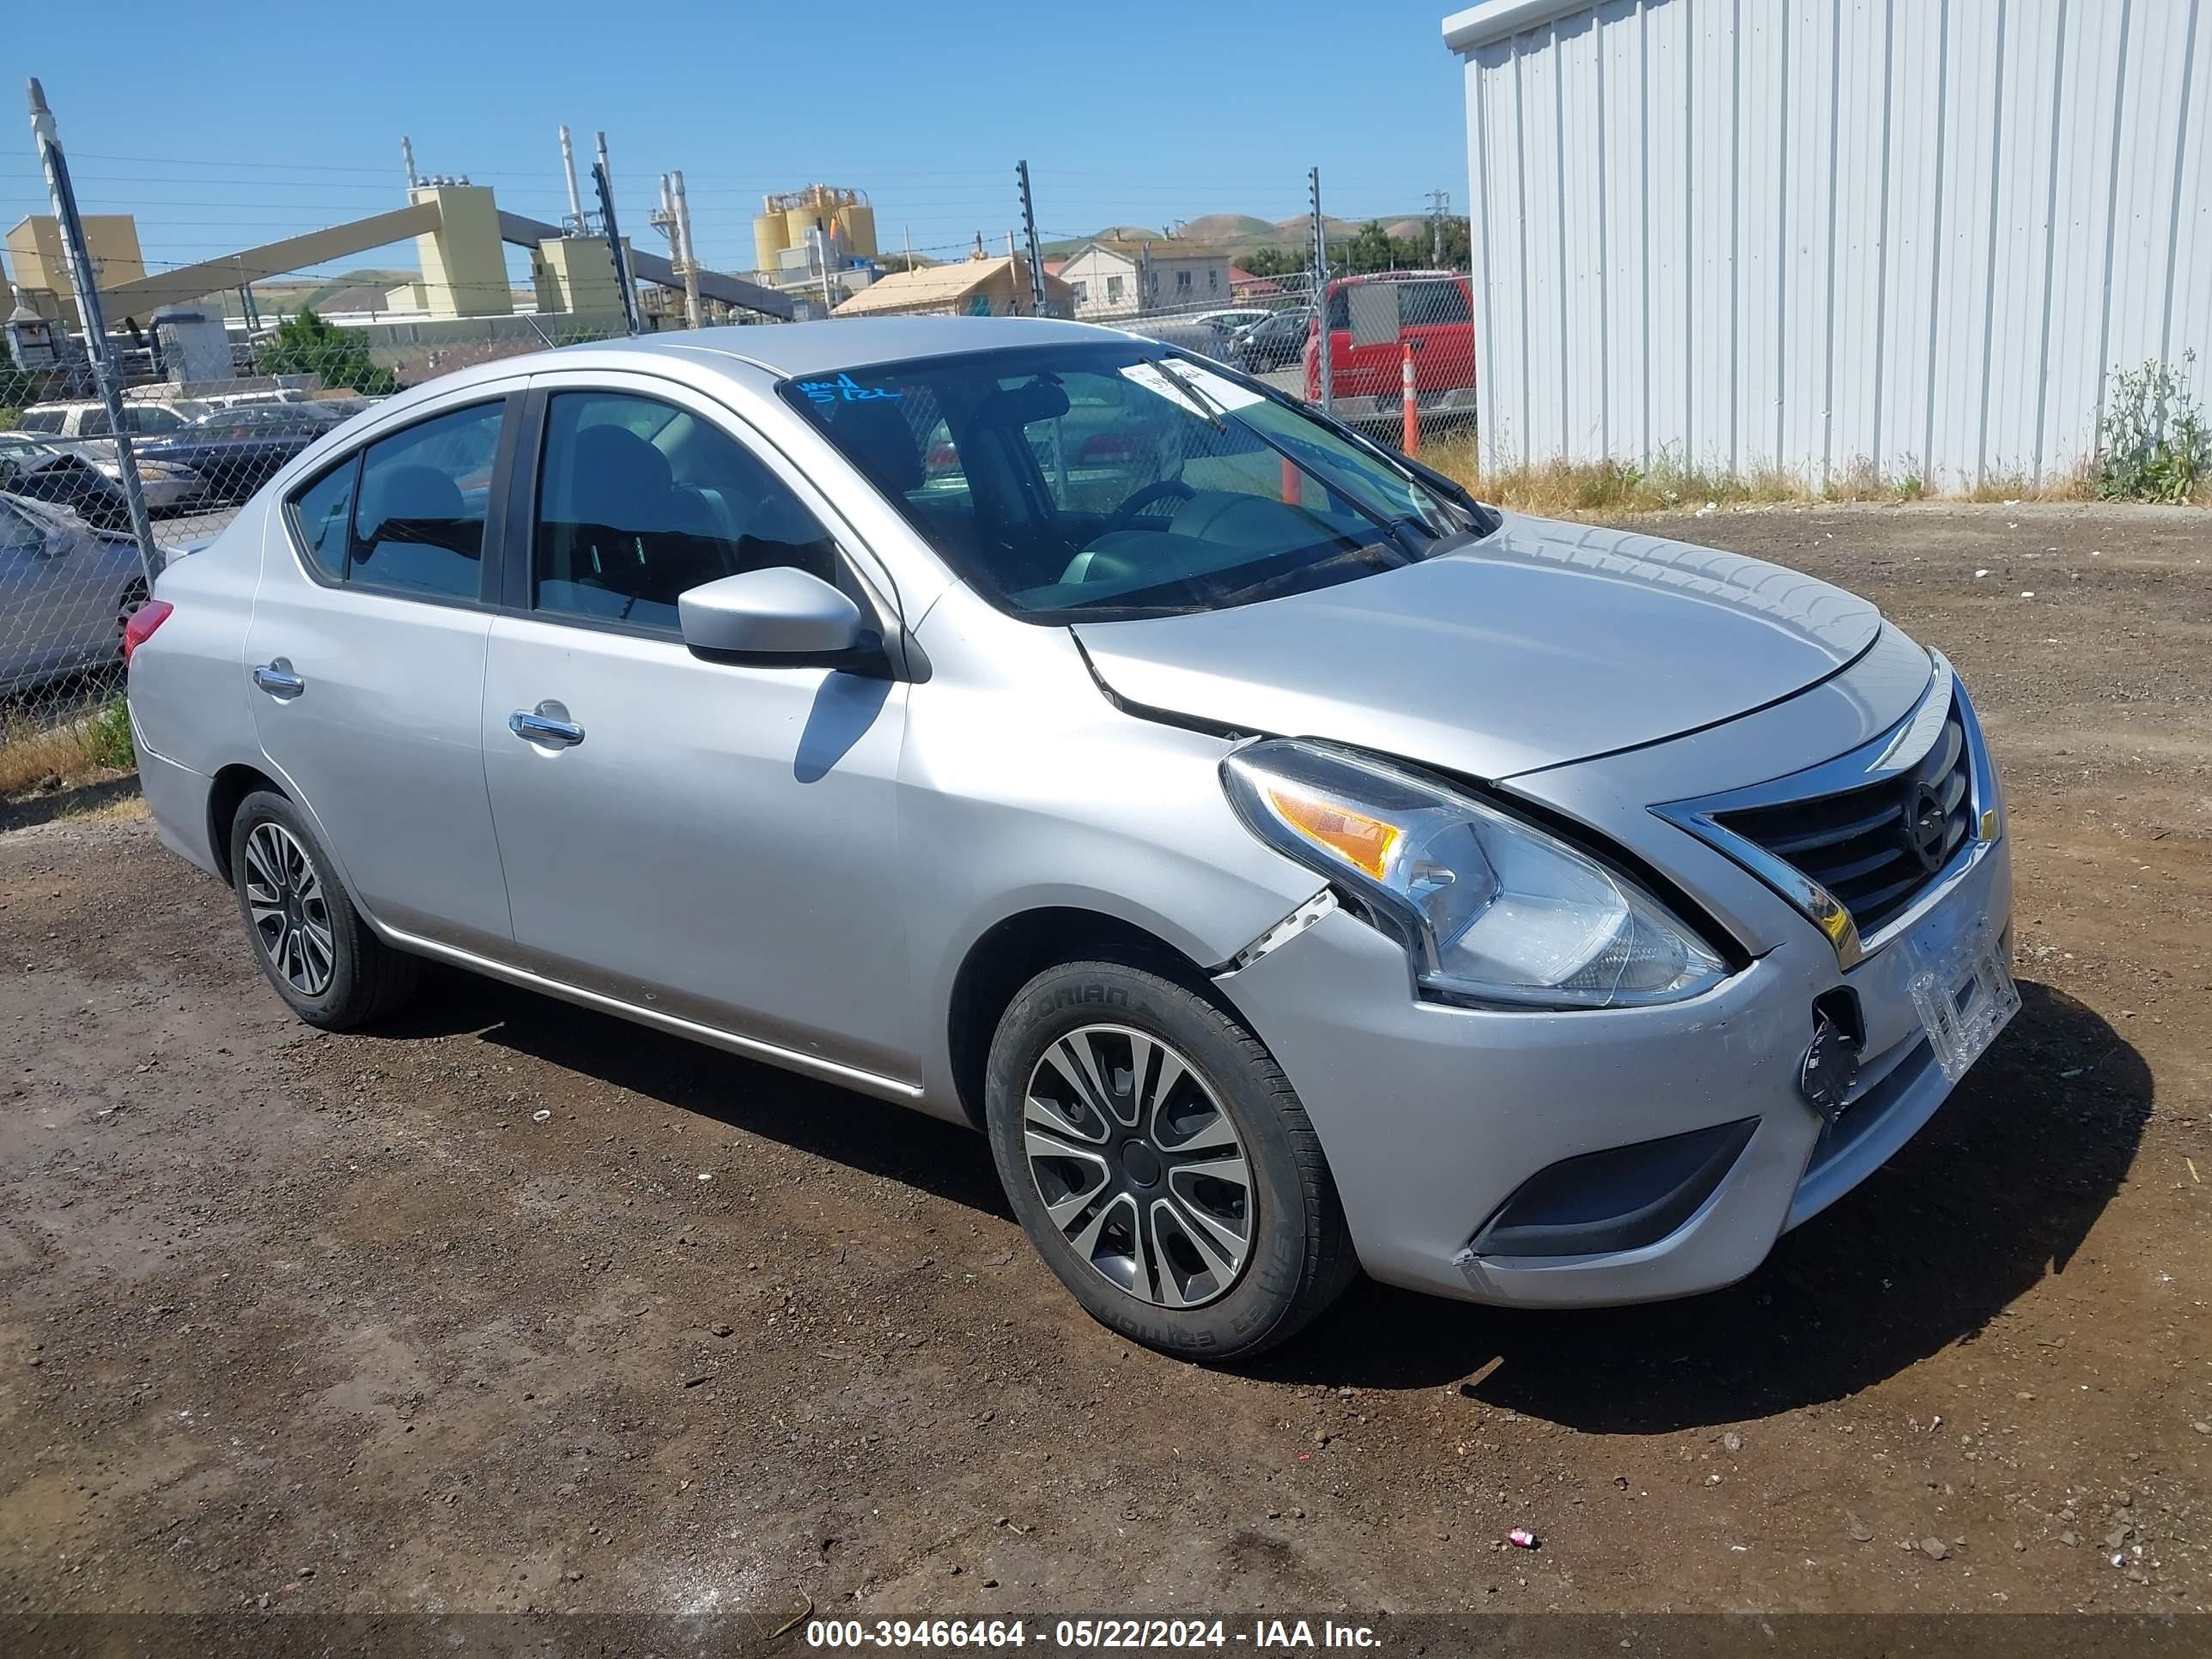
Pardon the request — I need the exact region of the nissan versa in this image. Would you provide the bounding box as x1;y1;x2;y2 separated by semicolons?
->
126;319;2017;1360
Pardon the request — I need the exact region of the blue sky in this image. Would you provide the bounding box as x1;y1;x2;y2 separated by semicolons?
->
5;1;1471;290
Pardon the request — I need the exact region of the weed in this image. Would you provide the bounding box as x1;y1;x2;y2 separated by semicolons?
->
2096;351;2212;504
0;697;135;798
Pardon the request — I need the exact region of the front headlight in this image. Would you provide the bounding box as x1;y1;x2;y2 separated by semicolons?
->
1221;739;1728;1009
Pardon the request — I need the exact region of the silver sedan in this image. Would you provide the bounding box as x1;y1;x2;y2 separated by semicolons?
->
127;319;2016;1360
0;493;158;694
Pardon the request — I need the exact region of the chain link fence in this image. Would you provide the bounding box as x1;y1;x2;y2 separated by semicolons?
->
0;317;629;787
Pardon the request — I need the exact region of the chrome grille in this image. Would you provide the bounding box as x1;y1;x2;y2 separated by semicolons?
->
1713;704;1972;937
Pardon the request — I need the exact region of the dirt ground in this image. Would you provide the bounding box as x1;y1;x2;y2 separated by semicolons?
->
0;503;2207;1627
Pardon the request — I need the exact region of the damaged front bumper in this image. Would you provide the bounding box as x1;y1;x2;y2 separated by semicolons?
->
1212;829;2013;1309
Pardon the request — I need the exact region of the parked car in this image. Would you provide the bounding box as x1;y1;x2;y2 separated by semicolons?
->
0;493;160;694
1232;306;1314;374
0;432;135;531
15;397;202;442
1122;313;1242;362
131;402;349;506
1304;271;1479;431
129;320;2014;1361
12;399;210;510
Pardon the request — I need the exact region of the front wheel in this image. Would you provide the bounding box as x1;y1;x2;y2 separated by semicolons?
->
984;960;1356;1361
228;790;418;1030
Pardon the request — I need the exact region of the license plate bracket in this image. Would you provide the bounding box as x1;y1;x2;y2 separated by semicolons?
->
1905;919;2021;1083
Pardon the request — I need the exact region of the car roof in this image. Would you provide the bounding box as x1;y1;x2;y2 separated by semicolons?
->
624;316;1133;378
328;318;1151;434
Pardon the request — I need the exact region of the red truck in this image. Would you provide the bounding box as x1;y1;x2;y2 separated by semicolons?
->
1302;270;1479;435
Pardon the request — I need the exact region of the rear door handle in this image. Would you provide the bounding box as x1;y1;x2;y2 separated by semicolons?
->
252;659;304;697
508;708;585;748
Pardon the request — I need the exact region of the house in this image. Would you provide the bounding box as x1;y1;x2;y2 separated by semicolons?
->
1056;238;1234;319
1228;266;1285;301
831;252;1073;319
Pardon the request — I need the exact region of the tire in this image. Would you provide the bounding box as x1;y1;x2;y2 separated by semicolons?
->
984;959;1356;1362
228;789;418;1030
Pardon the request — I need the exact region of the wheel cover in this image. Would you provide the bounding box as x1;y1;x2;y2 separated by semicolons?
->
241;822;336;997
1022;1023;1254;1309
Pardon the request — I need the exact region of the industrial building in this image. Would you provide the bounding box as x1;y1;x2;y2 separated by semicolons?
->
1445;0;2212;489
3;131;798;394
752;185;878;276
4;213;147;330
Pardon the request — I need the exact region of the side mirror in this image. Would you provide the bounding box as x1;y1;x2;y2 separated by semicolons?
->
678;567;866;661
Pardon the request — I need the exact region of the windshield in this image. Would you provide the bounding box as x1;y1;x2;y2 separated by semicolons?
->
780;340;1491;621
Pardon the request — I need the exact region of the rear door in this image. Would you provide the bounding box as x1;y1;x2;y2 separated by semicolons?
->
242;392;519;955
477;371;915;1079
0;500;75;688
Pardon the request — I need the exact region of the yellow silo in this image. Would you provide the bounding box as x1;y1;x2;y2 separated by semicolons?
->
757;186;874;268
752;197;793;276
834;197;878;259
783;202;827;255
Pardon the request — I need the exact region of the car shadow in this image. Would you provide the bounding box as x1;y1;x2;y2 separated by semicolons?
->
374;974;2146;1430
381;966;1015;1221
1248;979;2152;1429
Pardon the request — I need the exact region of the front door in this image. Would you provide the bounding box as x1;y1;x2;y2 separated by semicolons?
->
243;394;517;954
478;377;915;1081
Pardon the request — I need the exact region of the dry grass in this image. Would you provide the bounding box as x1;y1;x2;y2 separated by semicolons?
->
1417;436;2116;515
0;698;134;799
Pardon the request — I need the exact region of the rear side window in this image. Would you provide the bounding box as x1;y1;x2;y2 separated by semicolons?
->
289;457;355;580
15;410;62;434
283;400;504;600
1405;280;1472;325
0;501;41;551
347;403;501;600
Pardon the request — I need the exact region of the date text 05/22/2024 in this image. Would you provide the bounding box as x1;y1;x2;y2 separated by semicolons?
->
805;1618;1382;1650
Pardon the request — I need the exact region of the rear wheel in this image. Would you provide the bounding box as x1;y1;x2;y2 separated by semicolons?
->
228;790;417;1029
984;959;1356;1361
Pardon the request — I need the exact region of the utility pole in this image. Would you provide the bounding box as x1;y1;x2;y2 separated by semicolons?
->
1310;167;1332;416
592;148;640;336
1425;187;1451;268
1016;159;1047;316
653;173;678;321
402;134;418;191
559;125;586;234
27;77;157;588
672;170;702;328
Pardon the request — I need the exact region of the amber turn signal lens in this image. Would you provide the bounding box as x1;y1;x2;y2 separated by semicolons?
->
1266;786;1400;879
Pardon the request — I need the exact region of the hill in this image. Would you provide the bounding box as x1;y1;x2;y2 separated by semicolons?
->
1180;213;1279;244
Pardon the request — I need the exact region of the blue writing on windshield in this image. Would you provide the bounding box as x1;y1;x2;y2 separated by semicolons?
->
798;373;902;405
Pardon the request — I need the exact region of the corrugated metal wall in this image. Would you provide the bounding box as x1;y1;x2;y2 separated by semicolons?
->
1458;0;2212;488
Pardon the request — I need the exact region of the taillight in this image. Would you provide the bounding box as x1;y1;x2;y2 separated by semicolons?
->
123;599;173;663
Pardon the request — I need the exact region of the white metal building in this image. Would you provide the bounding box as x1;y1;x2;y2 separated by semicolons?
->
1443;0;2212;488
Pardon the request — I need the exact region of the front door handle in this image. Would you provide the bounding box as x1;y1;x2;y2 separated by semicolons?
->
508;707;585;748
252;659;304;697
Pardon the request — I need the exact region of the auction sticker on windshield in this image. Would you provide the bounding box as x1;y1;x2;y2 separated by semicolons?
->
1119;361;1267;415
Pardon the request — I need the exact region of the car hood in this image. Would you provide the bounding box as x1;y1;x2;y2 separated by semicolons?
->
1072;513;1884;780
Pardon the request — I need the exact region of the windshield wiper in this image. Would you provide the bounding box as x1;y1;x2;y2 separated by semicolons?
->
1148;356;1228;433
1212;543;1404;608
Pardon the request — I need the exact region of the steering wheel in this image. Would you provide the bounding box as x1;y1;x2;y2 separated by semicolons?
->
1105;478;1194;533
